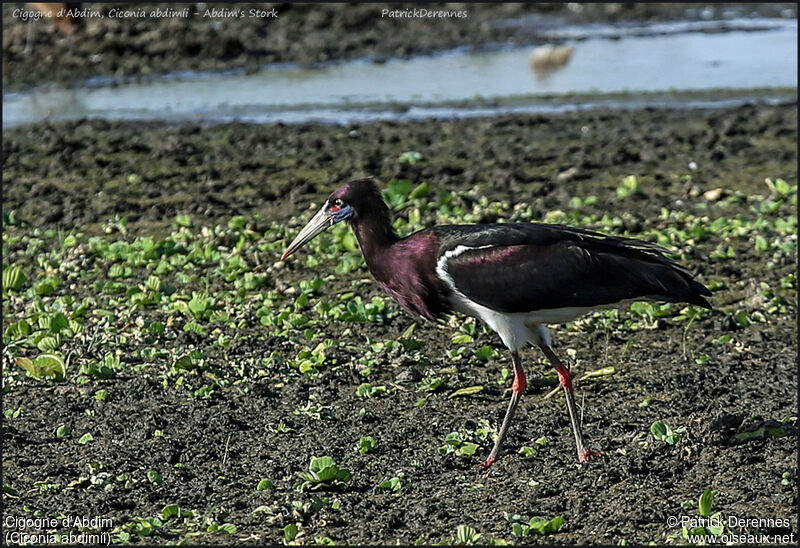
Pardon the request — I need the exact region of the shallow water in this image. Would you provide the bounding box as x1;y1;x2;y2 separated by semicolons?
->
3;18;797;127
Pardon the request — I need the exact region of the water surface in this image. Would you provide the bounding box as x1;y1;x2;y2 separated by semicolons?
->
3;18;796;127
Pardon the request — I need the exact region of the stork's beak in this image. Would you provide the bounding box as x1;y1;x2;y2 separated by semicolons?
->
281;203;334;260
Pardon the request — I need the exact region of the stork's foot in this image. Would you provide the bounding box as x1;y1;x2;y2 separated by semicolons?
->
477;456;496;469
578;447;601;463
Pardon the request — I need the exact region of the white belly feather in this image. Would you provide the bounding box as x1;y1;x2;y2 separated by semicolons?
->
436;245;600;352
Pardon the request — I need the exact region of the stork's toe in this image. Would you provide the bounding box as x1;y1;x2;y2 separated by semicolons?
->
578;448;602;462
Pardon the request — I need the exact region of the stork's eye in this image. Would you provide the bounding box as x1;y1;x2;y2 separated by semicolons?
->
333;199;343;207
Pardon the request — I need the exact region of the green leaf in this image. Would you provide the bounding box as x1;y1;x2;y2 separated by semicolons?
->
473;346;498;362
731;425;788;442
284;524;298;542
418;376;444;392
310;456;335;475
175;214;193;227
529;515;564;535
5;319;31;340
650;420;668;440
583;366;616;379
4;408;21;418
49;313;70;334
108;263;125;278
458;442;479;456
699;489;714;517
449;385;484;399
400;323;416;339
410;182;431;198
386;179;413;201
398;151;423;165
188;297;208;317
358;436;376;454
36;354;65;380
35;279;58;296
545;515;565;534
37;336;60;352
78;433;93;444
228;216;247;230
145;275;161;292
379;477;402;492
706;514;724;537
630;301;653;316
616;175;640;199
297;472;316;483
173;354;196;371
315;465;339;483
651;420;684;444
256;479;274;491
766;425;789;437
147;470;163;484
3;265;27;292
161;504;180;520
335;469;351;483
455;525;479;544
356;383;386;398
734;309;752;328
15;357;37;377
16;354;66;380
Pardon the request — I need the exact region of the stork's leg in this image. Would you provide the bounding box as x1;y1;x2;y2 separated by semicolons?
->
538;344;600;462
481;351;526;467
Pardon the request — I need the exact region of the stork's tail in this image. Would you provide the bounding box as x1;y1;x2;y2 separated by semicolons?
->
687;279;713;309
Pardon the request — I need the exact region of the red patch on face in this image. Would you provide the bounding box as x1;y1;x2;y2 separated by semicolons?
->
329;205;340;213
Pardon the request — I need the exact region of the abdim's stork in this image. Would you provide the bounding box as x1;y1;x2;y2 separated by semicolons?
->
281;178;711;466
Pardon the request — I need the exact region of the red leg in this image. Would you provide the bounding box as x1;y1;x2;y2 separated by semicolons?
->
481;352;526;468
554;363;572;390
540;345;601;462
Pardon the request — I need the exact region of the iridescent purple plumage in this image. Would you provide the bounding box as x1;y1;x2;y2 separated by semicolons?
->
282;177;711;466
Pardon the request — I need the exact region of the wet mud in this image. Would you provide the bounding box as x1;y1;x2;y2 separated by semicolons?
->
2;101;797;544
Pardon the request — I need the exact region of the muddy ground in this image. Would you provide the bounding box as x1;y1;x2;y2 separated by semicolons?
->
3;2;796;91
2;100;797;545
2;104;797;236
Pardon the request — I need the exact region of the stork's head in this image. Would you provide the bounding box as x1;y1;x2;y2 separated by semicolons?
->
281;178;382;260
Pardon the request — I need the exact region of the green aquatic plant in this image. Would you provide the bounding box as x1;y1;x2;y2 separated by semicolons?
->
296;456;351;492
650;420;686;445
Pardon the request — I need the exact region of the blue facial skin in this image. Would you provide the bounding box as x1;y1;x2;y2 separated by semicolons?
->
332;204;354;224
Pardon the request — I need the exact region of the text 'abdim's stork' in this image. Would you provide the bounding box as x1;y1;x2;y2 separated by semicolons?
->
281;178;711;467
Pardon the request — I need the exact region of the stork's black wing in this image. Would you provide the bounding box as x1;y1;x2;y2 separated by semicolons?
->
434;223;711;314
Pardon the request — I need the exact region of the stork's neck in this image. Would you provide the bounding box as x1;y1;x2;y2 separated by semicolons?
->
350;209;399;278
